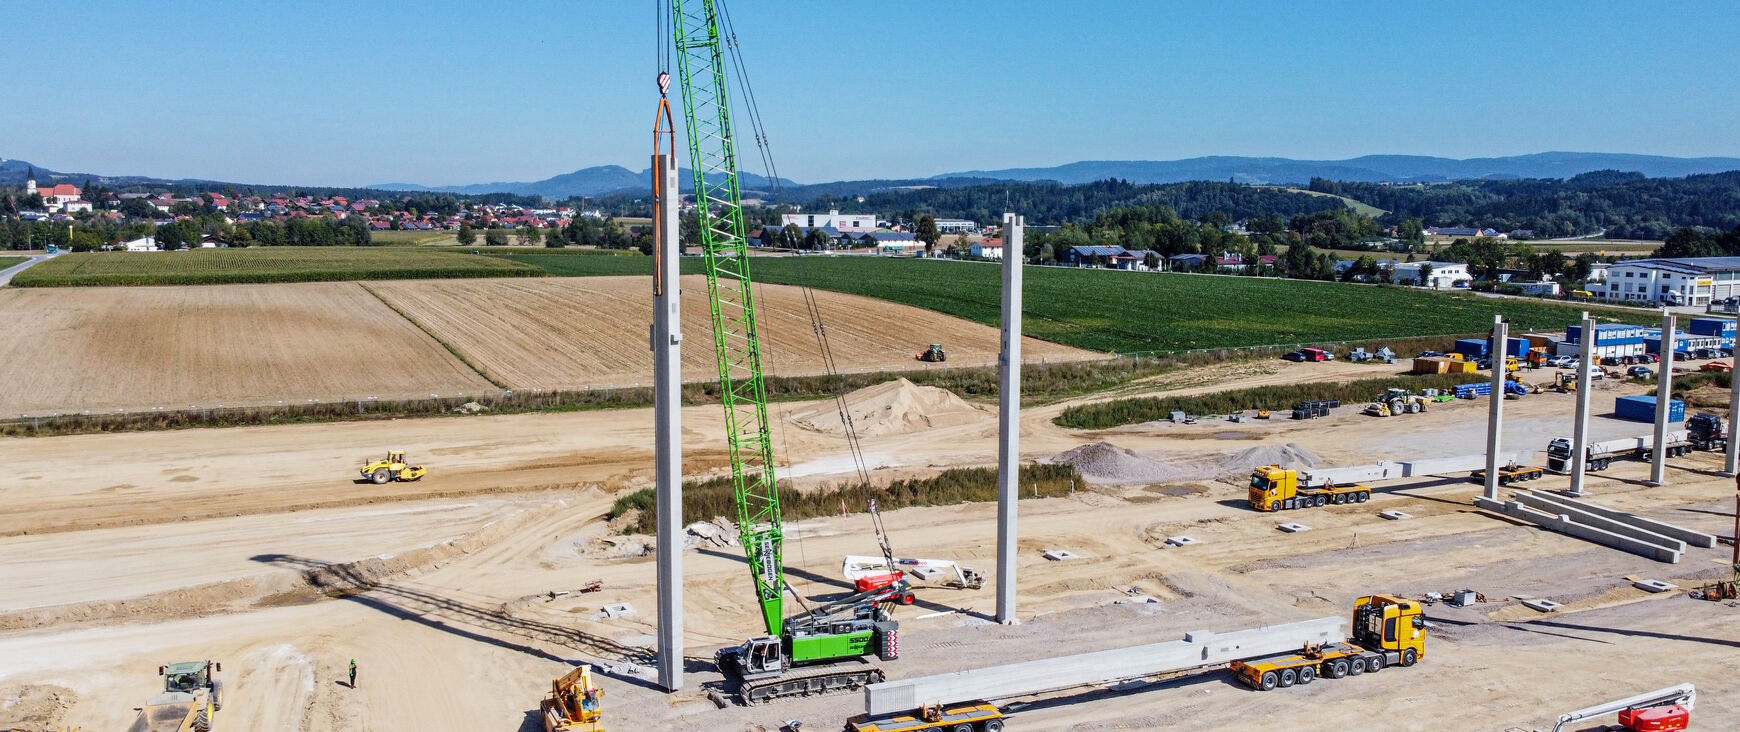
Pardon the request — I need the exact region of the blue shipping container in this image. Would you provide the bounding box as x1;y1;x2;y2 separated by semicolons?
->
1614;395;1685;423
1488;336;1529;356
1453;339;1489;357
1568;323;1650;346
1689;318;1737;337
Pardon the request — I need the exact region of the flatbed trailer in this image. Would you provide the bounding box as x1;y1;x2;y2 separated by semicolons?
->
1230;639;1413;690
1469;465;1546;484
847;701;1004;732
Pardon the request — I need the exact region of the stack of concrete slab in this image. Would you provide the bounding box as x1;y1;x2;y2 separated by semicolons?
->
862;616;1342;715
1474;489;1716;563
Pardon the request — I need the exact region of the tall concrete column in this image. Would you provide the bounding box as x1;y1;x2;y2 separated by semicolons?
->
651;153;684;691
1726;317;1740;478
1483;315;1508;501
995;213;1024;625
1568;312;1595;496
1649;310;1675;486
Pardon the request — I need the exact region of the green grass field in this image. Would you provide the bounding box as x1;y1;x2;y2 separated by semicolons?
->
12;248;544;287
488;253;1654;354
0;256;27;269
369;230;458;246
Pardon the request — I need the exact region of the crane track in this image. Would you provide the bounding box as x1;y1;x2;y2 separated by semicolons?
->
741;662;886;706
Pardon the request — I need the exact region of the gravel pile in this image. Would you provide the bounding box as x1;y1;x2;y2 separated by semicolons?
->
1052;441;1323;485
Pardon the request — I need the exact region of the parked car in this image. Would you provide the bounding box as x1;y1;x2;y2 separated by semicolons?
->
1547;355;1573;367
1417;350;1447;358
1600;356;1624;366
1645;353;1661;363
1282;351;1308;362
1587;365;1605;380
1700;361;1732;373
1628;366;1655;379
1298;347;1333;362
1475;358;1492;369
1694;348;1717;359
1674;351;1692;361
1721;347;1734;357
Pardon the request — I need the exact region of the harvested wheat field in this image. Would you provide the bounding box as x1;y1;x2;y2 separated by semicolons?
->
367;275;1102;389
0;283;493;414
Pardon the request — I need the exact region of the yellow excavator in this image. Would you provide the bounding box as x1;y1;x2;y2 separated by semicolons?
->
540;666;604;732
359;450;425;484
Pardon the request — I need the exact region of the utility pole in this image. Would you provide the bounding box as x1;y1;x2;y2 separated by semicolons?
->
996;213;1024;625
652;150;684;692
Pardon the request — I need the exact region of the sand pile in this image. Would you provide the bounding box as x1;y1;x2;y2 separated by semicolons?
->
1053;441;1323;485
785;378;985;436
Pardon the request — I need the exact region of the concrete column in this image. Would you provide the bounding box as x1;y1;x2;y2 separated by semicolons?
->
995;213;1024;625
1727;317;1740;478
1649;310;1675;486
1568;312;1595;496
1483;315;1508;501
652;153;684;691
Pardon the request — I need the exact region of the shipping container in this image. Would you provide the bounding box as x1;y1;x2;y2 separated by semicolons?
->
1615;394;1685;423
1412;357;1449;375
1453;339;1489;357
1486;337;1530;357
1454;382;1493;398
1521;333;1560;350
1688;317;1736;337
1567;324;1649;346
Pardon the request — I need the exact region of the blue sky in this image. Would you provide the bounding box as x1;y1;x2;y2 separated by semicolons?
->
3;1;1737;186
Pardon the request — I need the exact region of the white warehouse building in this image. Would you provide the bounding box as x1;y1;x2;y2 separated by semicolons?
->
1394;261;1471;289
781;210;877;234
1601;257;1740;306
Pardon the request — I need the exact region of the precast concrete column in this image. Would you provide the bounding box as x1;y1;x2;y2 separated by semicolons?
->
1650;310;1675;486
1727;317;1740;477
1568;312;1595;496
1483;314;1508;501
995;213;1024;625
652;153;684;691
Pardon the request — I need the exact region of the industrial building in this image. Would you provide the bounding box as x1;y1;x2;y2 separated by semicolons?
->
781;209;878;234
1599;257;1740;306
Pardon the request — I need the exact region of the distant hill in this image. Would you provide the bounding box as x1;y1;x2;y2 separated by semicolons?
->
932;152;1740;186
373;165;798;198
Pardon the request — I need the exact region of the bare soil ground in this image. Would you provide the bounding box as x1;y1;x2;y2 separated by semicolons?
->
367;276;1097;389
0;283;493;414
3;360;1738;731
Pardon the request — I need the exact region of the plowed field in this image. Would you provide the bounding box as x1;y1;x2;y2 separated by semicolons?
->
0;283;493;414
367;275;1100;389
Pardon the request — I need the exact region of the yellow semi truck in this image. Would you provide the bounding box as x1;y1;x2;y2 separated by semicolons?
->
1230;594;1426;690
1248;465;1371;511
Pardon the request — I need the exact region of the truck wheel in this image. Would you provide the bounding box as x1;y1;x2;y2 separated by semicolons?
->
951;724;973;732
1348;659;1365;676
371;468;390;484
982;720;1004;732
1356;491;1369;503
1332;493;1345;505
1279;668;1297;687
1366;654;1384;673
1260;671;1278;691
1297;665;1315;684
1327;659;1348;679
211;679;223;710
1401;648;1417;667
1314;495;1328;507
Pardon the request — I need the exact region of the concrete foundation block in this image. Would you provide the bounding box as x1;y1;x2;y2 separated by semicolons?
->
1522;598;1562;612
1165;536;1198;547
1633;579;1677;593
1277;523;1311;533
1042;549;1079;561
1378;510;1413;520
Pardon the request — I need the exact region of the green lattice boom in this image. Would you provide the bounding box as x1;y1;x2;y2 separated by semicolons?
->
671;0;785;638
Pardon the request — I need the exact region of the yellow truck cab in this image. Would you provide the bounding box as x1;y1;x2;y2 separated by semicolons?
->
1231;594;1425;691
1248;466;1371;511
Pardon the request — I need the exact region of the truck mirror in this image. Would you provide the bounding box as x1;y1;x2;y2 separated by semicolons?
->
214;662;222;672
158;666;166;675
1412;616;1425;629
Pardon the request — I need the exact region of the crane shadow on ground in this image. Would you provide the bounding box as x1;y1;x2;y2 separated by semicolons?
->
250;553;667;692
696;547;991;621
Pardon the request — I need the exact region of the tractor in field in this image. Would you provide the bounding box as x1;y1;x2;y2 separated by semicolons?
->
126;661;222;732
359;450;426;484
916;343;947;363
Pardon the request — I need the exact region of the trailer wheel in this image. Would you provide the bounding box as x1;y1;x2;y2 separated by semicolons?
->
951;724;973;732
1314;495;1328;507
1401;648;1417;667
1332;493;1345;505
1279;668;1297;687
1356;491;1370;503
1348;659;1365;676
982;720;1004;732
1366;654;1384;673
1297;665;1315;685
1260;671;1278;691
1326;659;1348;679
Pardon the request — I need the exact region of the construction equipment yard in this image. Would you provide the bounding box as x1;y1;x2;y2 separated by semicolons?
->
4;357;1739;731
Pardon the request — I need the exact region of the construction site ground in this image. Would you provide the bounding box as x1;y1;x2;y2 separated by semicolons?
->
4;359;1739;731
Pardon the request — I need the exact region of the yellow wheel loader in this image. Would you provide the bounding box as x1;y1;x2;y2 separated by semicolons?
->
359;450;425;484
126;661;222;732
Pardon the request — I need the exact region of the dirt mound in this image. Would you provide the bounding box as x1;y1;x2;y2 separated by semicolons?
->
784;378;985;436
0;684;76;730
1053;441;1323;485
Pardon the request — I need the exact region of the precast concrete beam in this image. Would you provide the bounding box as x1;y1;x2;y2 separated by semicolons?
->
864;616;1342;715
1522;490;1716;548
1511;491;1686;553
1474;497;1682;563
